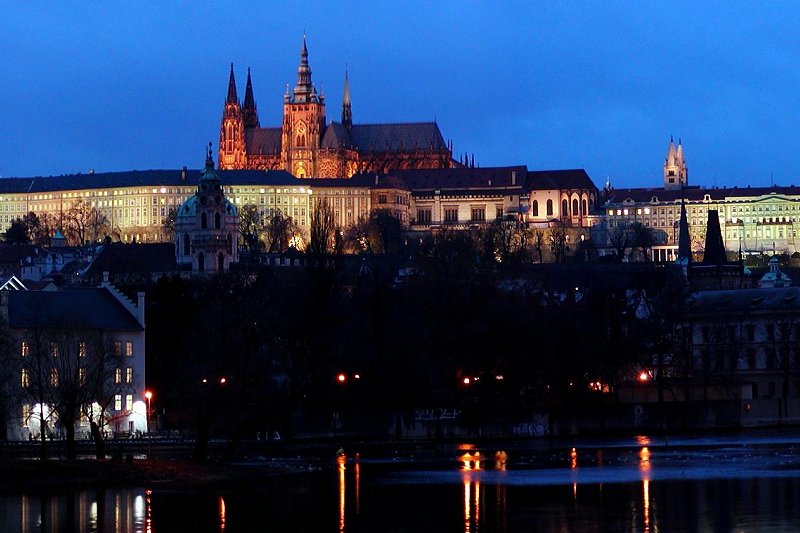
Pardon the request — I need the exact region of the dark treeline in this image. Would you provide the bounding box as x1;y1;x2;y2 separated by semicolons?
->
133;229;682;456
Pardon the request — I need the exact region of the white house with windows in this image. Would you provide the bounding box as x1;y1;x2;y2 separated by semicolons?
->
0;279;146;441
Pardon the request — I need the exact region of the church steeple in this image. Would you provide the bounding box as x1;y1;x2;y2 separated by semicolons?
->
664;135;688;190
293;35;317;103
226;63;239;104
243;67;260;128
342;67;352;128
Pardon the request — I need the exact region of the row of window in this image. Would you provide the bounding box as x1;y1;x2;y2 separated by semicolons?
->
21;367;134;388
20;341;133;357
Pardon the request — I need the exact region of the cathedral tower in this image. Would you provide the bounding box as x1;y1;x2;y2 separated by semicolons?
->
281;36;327;178
218;64;246;169
243;67;260;129
663;136;688;190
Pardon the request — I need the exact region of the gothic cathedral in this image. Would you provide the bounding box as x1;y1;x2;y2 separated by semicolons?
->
218;37;454;178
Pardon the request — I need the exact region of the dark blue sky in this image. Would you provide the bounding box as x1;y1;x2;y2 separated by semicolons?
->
2;2;799;189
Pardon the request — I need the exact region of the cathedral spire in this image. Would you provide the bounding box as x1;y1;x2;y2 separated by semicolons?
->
342;67;352;128
243;67;260;128
294;35;316;102
226;63;239;104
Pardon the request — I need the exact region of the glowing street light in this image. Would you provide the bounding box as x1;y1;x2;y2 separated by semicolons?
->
337;373;347;384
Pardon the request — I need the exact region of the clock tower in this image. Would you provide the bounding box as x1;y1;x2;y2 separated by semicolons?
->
281;36;326;178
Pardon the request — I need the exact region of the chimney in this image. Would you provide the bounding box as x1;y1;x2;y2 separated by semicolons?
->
375;175;379;186
512;171;516;186
181;166;187;181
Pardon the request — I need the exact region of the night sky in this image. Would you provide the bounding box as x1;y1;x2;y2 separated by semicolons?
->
3;2;800;189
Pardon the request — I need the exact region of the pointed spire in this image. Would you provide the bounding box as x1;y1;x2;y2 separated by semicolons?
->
243;67;260;128
226;63;239;104
294;34;316;102
678;198;691;262
342;67;352;128
702;210;727;266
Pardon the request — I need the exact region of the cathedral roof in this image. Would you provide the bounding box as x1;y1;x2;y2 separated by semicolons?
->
320;122;351;149
245;127;282;155
348;122;447;153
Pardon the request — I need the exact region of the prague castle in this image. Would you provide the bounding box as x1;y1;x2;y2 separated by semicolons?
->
218;37;453;178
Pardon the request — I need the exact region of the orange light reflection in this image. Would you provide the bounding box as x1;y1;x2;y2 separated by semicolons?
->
338;458;346;533
219;496;226;532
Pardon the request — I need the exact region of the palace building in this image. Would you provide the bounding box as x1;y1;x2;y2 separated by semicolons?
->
218;37;453;177
603;138;800;260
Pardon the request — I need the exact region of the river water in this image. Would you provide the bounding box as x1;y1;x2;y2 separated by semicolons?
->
3;432;800;532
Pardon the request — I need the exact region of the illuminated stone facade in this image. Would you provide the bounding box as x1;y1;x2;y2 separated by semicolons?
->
218;38;453;178
604;139;800;258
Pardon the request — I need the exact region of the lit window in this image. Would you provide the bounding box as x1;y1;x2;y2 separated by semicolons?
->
50;368;58;387
114;342;121;356
22;404;31;427
21;368;29;388
50;342;58;357
114;395;122;411
78;342;86;358
115;368;122;384
125;342;133;357
79;368;86;385
20;341;29;357
126;368;133;384
125;394;133;411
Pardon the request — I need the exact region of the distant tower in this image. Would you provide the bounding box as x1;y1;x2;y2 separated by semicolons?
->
342;68;352;129
281;36;327;178
218;64;247;169
175;144;240;273
663;136;688;190
243;67;260;129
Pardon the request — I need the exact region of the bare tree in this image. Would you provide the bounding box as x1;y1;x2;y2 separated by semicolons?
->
64;200;110;245
162;207;178;241
549;222;569;263
308;199;336;256
264;211;302;253
238;204;265;251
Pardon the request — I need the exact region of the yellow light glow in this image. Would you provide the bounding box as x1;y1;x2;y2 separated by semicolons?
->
570;447;578;469
638;371;649;382
337;373;347;383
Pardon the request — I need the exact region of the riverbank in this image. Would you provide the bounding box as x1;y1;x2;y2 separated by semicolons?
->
0;457;310;493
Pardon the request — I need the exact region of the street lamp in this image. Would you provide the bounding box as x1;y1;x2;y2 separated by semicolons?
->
144;390;153;459
144;390;153;431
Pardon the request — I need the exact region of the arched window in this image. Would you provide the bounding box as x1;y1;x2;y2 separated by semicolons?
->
572;199;579;216
562;200;568;216
197;252;205;272
582;199;588;215
218;253;225;271
183;232;190;255
532;200;539;217
215;212;221;229
201;212;208;229
296;134;306;147
546;199;553;216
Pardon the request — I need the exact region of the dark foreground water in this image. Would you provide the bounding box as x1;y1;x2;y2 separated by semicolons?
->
3;433;800;532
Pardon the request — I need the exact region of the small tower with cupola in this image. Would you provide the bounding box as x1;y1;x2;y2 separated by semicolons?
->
175;145;239;273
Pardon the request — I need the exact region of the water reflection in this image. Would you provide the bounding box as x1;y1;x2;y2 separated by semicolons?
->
1;488;150;533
